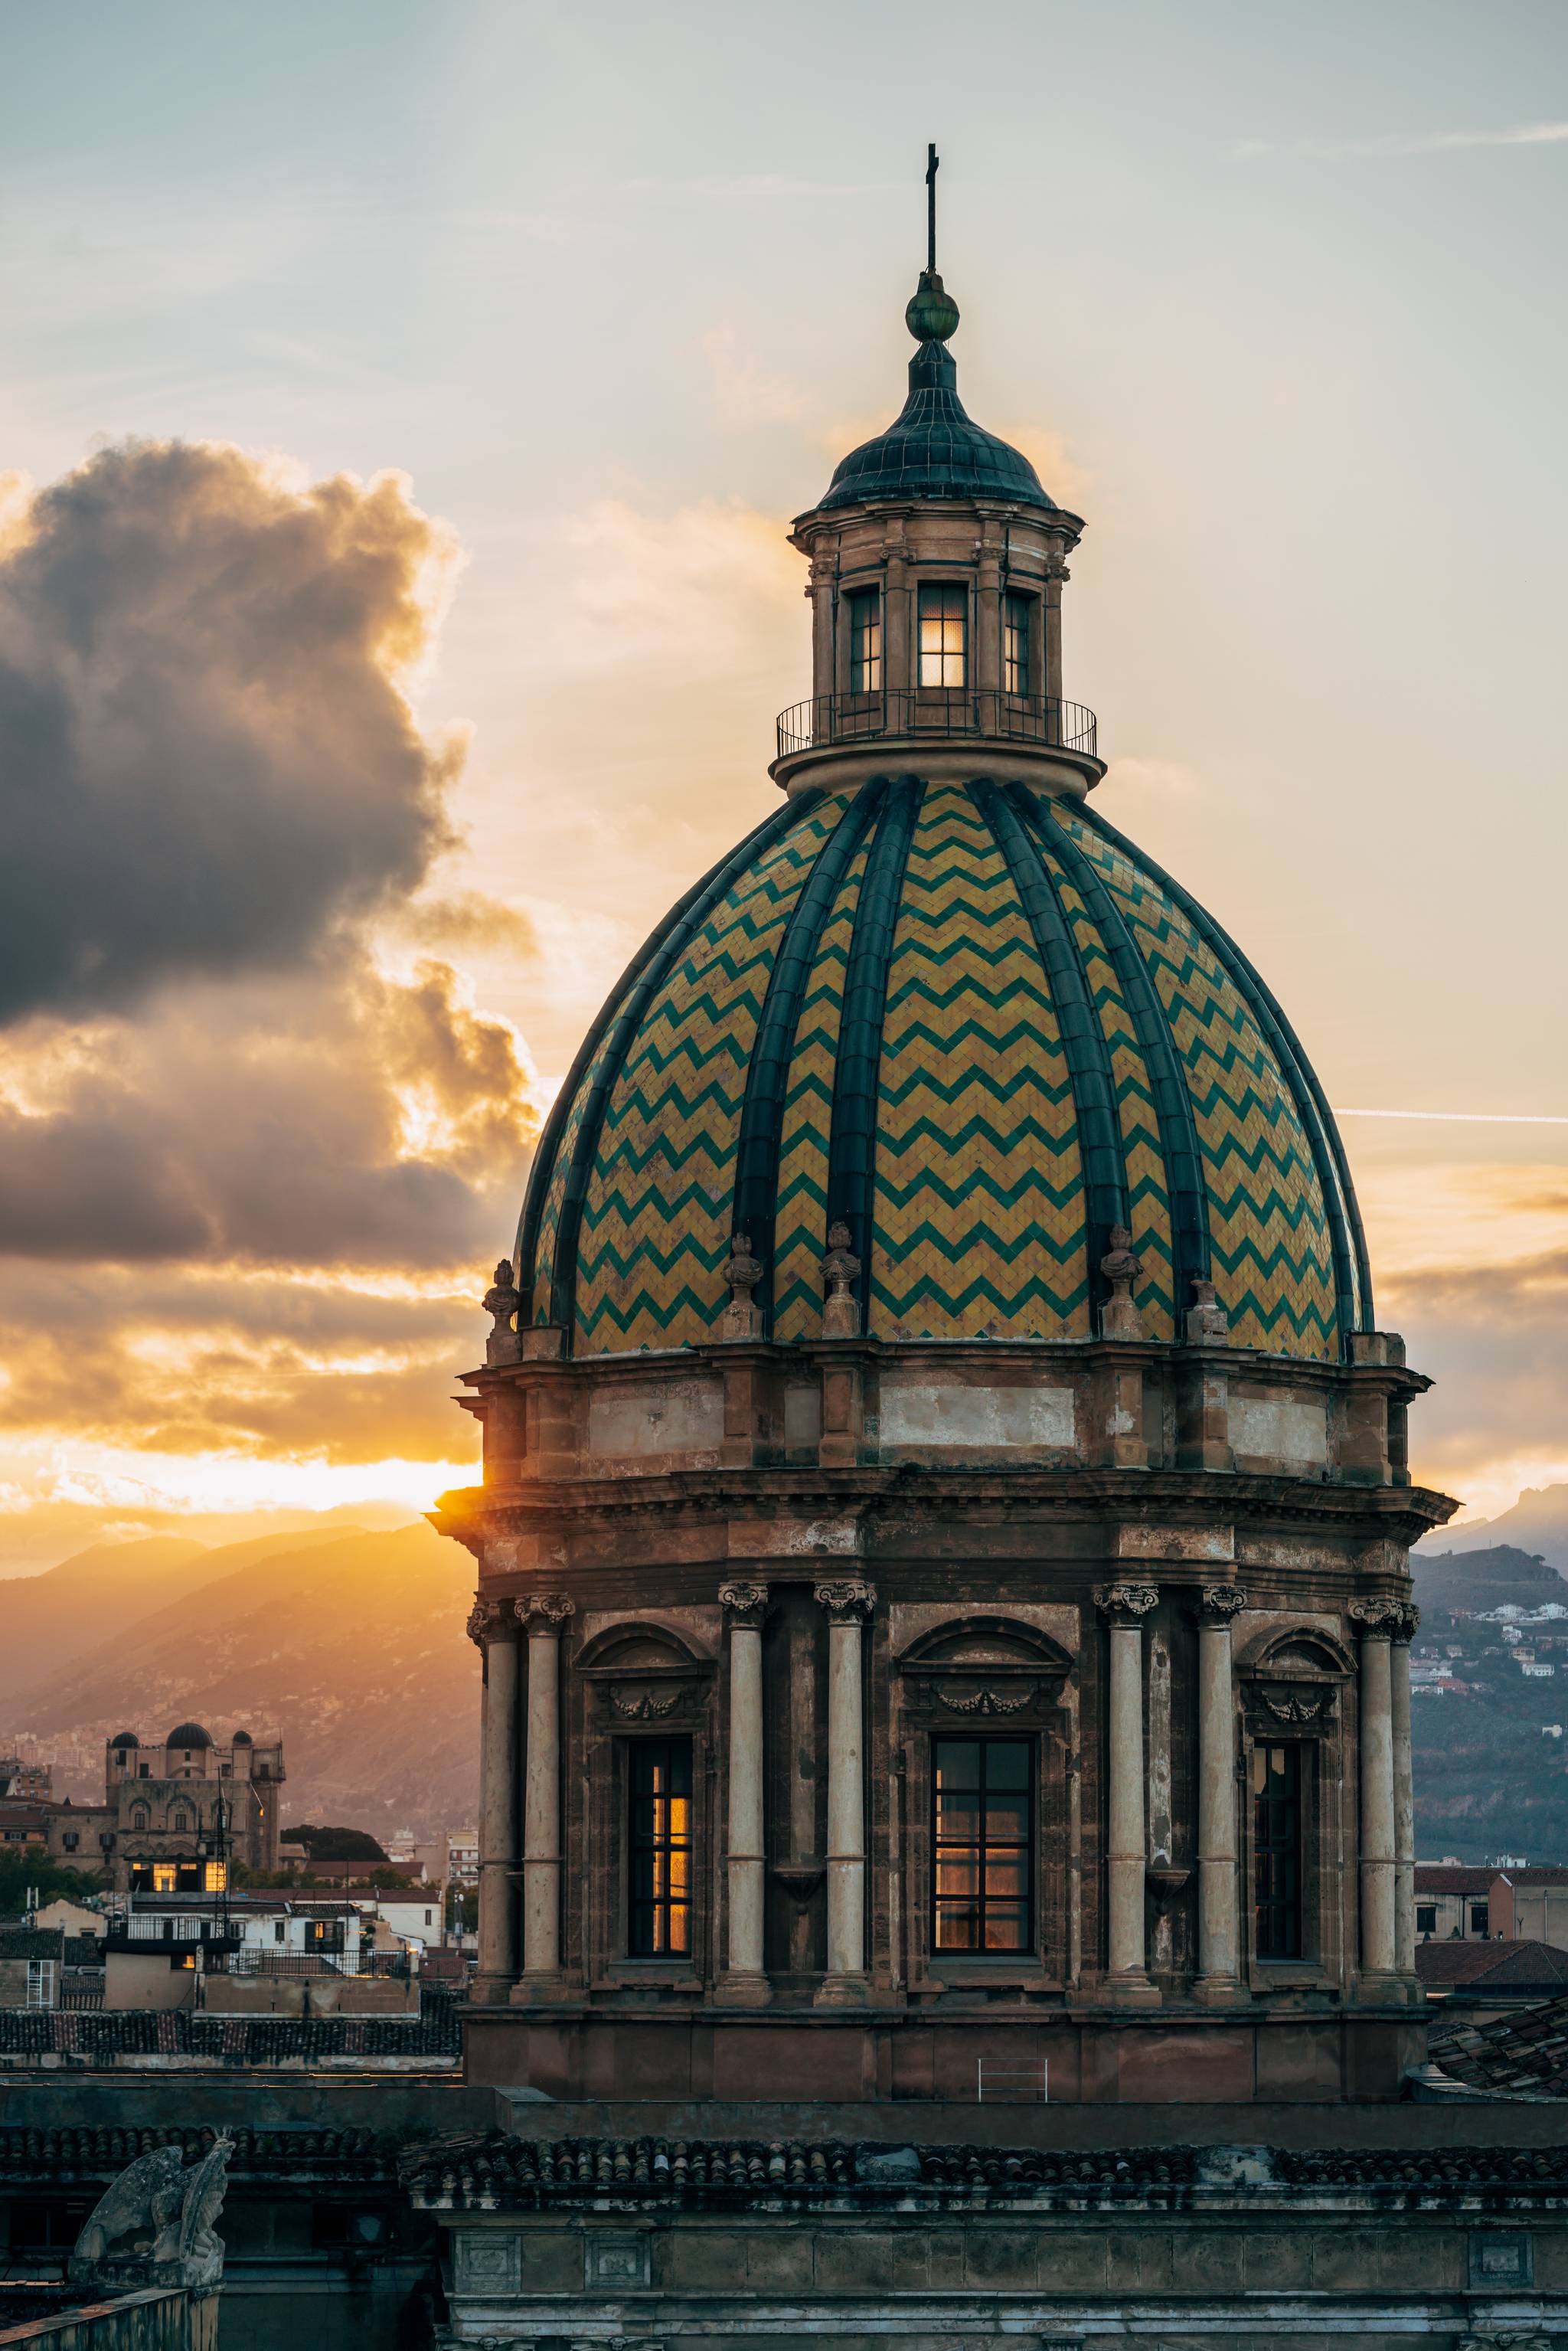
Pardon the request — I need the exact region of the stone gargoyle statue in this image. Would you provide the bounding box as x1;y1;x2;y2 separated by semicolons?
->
70;2132;234;2294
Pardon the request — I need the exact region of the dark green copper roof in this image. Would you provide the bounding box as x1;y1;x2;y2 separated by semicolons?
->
816;338;1056;514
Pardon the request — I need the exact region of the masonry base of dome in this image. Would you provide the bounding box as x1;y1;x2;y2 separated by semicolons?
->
770;737;1104;799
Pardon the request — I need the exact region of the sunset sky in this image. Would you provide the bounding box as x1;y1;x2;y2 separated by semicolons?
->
1;0;1565;1569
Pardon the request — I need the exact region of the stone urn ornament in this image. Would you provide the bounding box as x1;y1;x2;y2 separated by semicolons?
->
1099;1225;1145;1342
482;1257;522;1365
720;1232;763;1339
821;1221;861;1339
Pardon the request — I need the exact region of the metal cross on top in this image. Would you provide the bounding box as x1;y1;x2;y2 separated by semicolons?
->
926;142;939;276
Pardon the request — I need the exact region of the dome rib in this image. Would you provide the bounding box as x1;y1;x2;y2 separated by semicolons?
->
975;780;1129;1322
825;776;923;1319
1025;790;1212;1310
530;793;820;1331
732;782;887;1332
1076;803;1372;1344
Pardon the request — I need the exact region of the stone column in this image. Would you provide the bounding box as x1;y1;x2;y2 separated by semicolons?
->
1391;1604;1419;1977
469;1597;521;2001
815;1580;874;2005
1094;1583;1159;2003
1043;551;1070;706
1194;1585;1246;2000
515;1594;573;1999
716;1581;770;2006
1351;1598;1399;1982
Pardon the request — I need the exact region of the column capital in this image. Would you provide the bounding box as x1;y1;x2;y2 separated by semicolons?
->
1197;1583;1248;1623
1349;1595;1406;1639
466;1596;518;1649
518;1593;575;1630
1095;1581;1159;1623
815;1578;874;1624
719;1580;770;1628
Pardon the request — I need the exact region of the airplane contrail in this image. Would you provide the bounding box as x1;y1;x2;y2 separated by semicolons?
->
1333;1109;1568;1126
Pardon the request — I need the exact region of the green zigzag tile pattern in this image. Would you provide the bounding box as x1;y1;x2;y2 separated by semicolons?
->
772;825;872;1343
1054;808;1338;1357
1034;836;1177;1342
572;802;835;1352
869;783;1089;1339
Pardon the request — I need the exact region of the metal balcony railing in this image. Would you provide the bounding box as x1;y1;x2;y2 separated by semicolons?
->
776;688;1097;763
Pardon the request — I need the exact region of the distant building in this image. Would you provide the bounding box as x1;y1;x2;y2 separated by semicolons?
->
1492;1868;1568;1951
42;1721;284;1891
0;1757;52;1801
1414;1864;1494;1941
444;1830;478;1888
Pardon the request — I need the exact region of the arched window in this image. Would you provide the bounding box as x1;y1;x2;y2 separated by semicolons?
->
130;1807;150;1832
171;1811;192;1835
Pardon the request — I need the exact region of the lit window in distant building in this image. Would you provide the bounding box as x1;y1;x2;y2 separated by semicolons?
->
848;587;882;694
917;584;966;686
1253;1744;1303;1960
1003;591;1033;696
629;1741;691;1957
151;1862;178;1895
203;1862;227;1894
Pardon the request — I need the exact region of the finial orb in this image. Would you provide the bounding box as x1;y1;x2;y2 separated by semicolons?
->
906;269;959;344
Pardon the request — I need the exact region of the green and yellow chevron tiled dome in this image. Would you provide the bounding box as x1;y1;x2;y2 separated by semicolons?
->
516;777;1372;1362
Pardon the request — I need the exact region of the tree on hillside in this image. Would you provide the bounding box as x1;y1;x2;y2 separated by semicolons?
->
280;1823;390;1862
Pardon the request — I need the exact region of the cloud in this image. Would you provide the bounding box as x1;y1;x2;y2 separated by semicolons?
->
0;955;537;1270
1237;123;1568;160
0;440;462;1024
701;329;807;430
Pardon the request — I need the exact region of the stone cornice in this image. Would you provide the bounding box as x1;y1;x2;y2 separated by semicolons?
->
432;1468;1455;1555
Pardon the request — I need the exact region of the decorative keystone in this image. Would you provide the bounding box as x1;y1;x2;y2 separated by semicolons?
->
821;1221;862;1339
719;1581;770;1627
1197;1584;1248;1623
482;1258;523;1366
1094;1582;1159;1622
814;1578;875;1623
1185;1278;1230;1346
720;1233;764;1340
1099;1226;1145;1342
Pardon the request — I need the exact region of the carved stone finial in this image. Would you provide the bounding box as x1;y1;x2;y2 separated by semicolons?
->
1094;1581;1160;1622
1185;1277;1229;1346
1099;1225;1145;1342
70;2134;234;2294
720;1580;769;1627
1197;1584;1248;1623
720;1233;763;1340
821;1221;862;1339
466;1596;516;1649
815;1578;875;1623
482;1257;522;1366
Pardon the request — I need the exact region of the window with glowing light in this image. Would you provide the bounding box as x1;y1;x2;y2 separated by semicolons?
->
1004;591;1034;696
1253;1742;1304;1959
204;1862;227;1893
918;584;966;687
848;587;882;694
151;1862;178;1895
933;1738;1032;1951
628;1740;691;1957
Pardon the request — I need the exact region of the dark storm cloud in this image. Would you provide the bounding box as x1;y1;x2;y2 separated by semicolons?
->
0;441;459;1023
0;959;535;1270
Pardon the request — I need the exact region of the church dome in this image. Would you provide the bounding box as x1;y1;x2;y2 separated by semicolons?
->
816;337;1057;515
165;1722;212;1749
109;1731;139;1749
517;778;1371;1362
